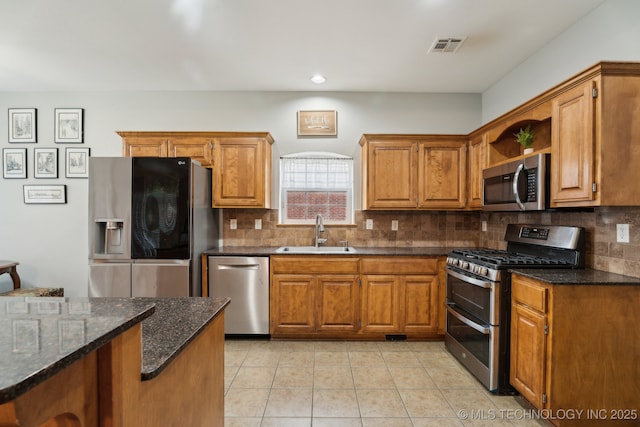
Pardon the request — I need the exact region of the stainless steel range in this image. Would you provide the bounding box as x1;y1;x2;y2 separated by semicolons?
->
445;224;585;394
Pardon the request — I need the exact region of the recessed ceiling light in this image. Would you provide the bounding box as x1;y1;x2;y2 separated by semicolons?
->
310;74;327;84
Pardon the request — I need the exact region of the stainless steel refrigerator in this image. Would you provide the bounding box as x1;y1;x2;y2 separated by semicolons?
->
88;157;218;297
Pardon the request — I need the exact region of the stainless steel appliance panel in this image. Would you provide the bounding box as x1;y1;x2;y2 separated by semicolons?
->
131;260;190;297
482;153;549;211
190;162;218;297
208;256;269;335
88;261;131;297
89;157;132;260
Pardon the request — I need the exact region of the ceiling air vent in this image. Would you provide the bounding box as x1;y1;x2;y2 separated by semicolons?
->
428;37;466;53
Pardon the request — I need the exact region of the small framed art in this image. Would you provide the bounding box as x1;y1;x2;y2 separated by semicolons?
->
55;108;83;143
8;108;37;143
65;147;90;178
3;148;27;179
23;184;67;204
34;148;58;178
297;110;337;136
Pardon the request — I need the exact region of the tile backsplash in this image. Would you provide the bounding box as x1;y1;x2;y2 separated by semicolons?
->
221;206;640;278
222;210;480;249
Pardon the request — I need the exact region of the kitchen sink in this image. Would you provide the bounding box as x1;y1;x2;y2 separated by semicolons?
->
275;246;357;254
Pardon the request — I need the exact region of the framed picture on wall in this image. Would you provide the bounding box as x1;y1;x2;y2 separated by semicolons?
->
23;184;67;204
3;148;27;179
54;108;83;143
297;110;337;136
34;148;58;178
8;108;37;143
65;147;90;178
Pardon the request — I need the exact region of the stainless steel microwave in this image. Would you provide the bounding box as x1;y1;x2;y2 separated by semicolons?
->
482;153;550;211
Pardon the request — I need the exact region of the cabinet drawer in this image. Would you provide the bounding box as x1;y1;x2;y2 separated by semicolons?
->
512;276;547;313
361;257;438;275
271;256;359;274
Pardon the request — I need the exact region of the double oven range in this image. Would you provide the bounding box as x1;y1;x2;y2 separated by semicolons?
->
445;224;585;394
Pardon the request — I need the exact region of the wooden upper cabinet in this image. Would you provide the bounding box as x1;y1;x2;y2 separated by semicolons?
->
119;134;168;157
467;132;487;209
118;131;214;165
551;80;597;205
167;137;214;167
418;139;466;209
550;63;640;207
211;134;273;208
361;138;417;209
360;134;467;210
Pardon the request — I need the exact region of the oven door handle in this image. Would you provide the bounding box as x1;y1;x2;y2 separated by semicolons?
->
446;305;490;334
446;268;493;289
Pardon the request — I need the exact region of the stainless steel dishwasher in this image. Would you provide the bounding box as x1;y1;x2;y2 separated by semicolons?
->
208;256;269;335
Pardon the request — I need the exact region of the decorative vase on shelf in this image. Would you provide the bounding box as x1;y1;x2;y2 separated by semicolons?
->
523;147;534;155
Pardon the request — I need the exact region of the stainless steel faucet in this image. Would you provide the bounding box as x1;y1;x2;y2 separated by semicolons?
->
314;214;327;247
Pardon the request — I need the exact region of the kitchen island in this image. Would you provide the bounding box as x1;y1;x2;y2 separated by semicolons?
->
0;296;229;427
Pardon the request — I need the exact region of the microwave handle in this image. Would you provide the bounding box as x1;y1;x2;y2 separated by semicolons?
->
512;163;526;210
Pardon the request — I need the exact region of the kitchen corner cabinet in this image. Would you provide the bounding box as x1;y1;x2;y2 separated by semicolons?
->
360;257;440;337
270;256;359;336
551;63;640;207
510;273;640;426
118;131;274;208
467;132;487;209
360;134;467;210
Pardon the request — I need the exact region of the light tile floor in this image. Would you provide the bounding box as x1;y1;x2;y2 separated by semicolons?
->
224;339;547;427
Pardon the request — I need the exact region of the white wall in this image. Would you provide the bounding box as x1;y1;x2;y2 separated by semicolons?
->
482;0;640;123
0;91;480;296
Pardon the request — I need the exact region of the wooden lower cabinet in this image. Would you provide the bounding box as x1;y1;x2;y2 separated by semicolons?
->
510;273;640;426
361;257;440;338
270;256;359;337
270;255;443;339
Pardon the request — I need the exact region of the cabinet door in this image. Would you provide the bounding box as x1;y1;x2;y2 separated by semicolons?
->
212;138;269;208
418;141;467;209
467;134;487;209
167;137;214;167
402;275;438;333
316;275;359;332
360;275;400;332
510;302;547;409
122;137;168;157
551;81;597;205
270;274;315;334
364;140;417;209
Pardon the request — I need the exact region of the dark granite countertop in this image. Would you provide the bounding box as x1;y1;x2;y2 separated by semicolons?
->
510;268;640;285
0;296;230;403
204;246;455;257
0;297;155;404
139;296;230;380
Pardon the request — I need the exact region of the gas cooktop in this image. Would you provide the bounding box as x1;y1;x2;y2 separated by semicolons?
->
448;248;574;268
446;224;585;279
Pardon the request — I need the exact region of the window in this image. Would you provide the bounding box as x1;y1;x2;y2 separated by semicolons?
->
279;152;354;225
